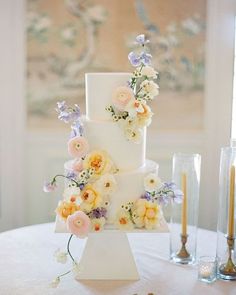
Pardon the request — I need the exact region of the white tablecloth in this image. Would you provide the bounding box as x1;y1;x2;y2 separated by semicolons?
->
0;223;235;295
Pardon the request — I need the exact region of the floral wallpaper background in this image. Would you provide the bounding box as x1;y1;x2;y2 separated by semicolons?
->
27;0;206;131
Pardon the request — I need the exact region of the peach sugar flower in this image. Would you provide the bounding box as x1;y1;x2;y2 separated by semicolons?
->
80;184;102;212
90;217;106;232
132;199;159;230
66;211;90;237
56;200;80;220
112;86;135;111
68;136;89;159
115;209;134;230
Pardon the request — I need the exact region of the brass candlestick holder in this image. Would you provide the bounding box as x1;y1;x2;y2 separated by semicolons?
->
177;234;190;259
219;236;236;280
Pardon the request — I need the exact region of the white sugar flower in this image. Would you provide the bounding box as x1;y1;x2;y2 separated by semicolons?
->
91;217;106;232
94;173;117;196
141;66;158;78
115;209;134;230
124;127;142;144
144;173;162;192
140;80;159;98
54;249;68;264
125;100;145;118
72;261;81;277
63;186;81;202
50;277;60;288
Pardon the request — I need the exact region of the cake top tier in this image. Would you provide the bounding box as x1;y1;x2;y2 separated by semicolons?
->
86;73;131;121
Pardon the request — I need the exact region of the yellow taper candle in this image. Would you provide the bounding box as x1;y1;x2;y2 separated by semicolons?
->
228;165;235;238
181;173;187;236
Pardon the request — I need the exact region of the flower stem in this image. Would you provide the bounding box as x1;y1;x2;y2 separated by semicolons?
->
52;174;80;187
58;270;72;279
67;234;75;263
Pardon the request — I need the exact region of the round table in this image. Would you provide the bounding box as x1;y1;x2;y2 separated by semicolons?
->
0;223;235;295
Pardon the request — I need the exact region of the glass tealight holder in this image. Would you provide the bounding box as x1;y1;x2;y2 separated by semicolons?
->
216;147;236;281
170;153;201;265
198;256;217;283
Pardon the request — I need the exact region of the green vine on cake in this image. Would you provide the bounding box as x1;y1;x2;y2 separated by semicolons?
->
106;34;159;144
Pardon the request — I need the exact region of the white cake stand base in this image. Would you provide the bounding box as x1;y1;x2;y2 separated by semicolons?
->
76;231;139;280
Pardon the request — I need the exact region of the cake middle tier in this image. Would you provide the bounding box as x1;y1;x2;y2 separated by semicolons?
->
83;118;146;171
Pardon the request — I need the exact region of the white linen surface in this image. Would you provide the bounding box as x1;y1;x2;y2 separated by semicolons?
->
0;223;235;295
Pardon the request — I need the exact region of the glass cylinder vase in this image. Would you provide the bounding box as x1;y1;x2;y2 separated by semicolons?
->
217;147;236;280
170;153;201;264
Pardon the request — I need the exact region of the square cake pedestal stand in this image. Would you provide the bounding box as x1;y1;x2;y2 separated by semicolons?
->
55;217;169;280
76;231;139;280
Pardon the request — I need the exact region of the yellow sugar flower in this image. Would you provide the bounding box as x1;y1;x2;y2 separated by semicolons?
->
91;217;106;232
80;184;102;212
83;150;114;177
56;200;80;221
133;199;159;230
115;209;134;230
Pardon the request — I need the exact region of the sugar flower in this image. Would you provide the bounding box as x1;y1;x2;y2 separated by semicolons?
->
63;186;81;202
72;261;81;276
112;86;135;111
94;173;117;196
172;189;184;204
89;207;107;219
136;34;150;46
56;101;66;112
144;173;162;193
54;249;67;264
56;200;80;220
68;136;89;159
80;184;102;212
124;127;142;144
50;277;60;288
136;103;153;127
43;181;57;192
56;102;81;123
71;158;83;173
66;210;90;238
140;80;159;98
125;100;145;117
83;150;114;177
141;66;158;78
66;170;77;180
70;120;84;138
128;51;142;67
90;217;106;232
140;52;152;65
132;199;159;229
115;209;134;230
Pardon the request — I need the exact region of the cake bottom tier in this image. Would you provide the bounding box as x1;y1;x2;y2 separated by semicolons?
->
55;159;159;232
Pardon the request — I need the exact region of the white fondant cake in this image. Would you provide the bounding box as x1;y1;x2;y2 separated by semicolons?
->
55;72;160;231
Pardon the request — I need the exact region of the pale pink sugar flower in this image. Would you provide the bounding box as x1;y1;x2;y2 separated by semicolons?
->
72;158;83;172
66;211;91;238
112;86;135;111
68;136;89;159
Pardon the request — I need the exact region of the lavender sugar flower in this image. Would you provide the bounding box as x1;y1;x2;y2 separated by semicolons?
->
56;101;81;123
43;181;57;192
135;34;150;46
89;207;107;219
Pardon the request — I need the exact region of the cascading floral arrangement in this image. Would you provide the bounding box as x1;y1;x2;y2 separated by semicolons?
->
44;101;183;287
106;34;159;143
